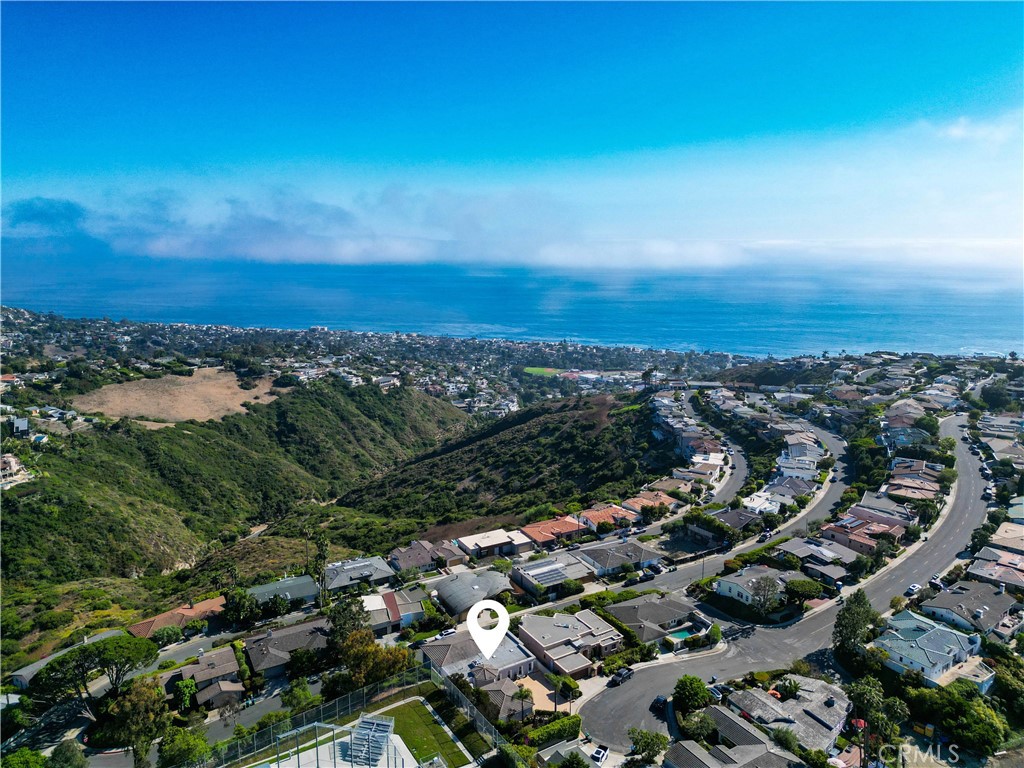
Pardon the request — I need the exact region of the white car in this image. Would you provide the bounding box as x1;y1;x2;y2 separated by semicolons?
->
591;746;609;763
904;584;922;597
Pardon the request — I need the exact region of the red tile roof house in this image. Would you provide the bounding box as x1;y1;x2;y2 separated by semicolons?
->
819;514;905;555
621;491;679;515
576;505;639;532
520;516;588;547
128;595;226;639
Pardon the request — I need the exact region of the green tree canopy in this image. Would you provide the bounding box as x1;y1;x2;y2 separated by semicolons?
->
672;675;711;716
832;589;876;660
626;729;669;764
156;727;212;768
106;678;172;768
94;636;159;693
45;741;89;768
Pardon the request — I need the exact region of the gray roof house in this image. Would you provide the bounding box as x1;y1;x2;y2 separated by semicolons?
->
511;553;596;598
10;630;124;690
603;593;701;643
920;581;1023;641
870;611;995;693
663;705;803;768
433;571;512;619
247;574;319;604
420;630;535;683
389;540;438;572
325;557;394;592
726;674;851;753
575;541;661;576
479;677;533;722
244;618;330;676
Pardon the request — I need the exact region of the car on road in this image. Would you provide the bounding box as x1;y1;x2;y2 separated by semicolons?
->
981;491;993;501
638;573;656;583
651;695;668;714
633;527;648;535
591;746;609;763
726;448;735;455
609;667;635;686
648;563;664;575
623;577;641;587
567;543;582;551
929;578;944;591
436;629;457;639
905;584;922;597
758;531;772;543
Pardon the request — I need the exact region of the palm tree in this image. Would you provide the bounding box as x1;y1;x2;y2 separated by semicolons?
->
513;685;533;721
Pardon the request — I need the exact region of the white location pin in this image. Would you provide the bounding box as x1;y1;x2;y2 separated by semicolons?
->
466;599;510;659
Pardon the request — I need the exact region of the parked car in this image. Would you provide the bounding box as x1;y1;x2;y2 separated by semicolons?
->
707;686;724;701
905;584;922;597
567;543;582;551
437;628;457;639
648;563;664;575
623;577;641;587
638;573;656;583
633;527;648;535
609;667;635;686
651;695;668;714
591;746;609;764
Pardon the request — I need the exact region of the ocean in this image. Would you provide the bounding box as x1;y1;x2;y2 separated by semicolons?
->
2;252;1021;358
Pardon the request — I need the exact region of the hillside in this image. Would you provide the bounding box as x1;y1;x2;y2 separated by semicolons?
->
713;360;839;388
297;393;677;553
1;380;466;585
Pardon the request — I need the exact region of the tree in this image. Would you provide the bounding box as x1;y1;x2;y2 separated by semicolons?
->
327;598;370;649
156;727;211;768
46;741;89;768
750;575;780;615
93;636;159;694
981;382;1012;410
889;595;907;613
831;588;876;660
772;727;799;752
774;678;801;701
222;588;260;627
107;678;172;768
333;629;410;691
680;712;714;742
281;677;313;710
4;749;46;768
784;579;821;606
513;685;533;721
150;626;183;649
313;532;331;604
626;728;669;764
558;579;584;598
288;648;321;679
263;594;290;619
672;675;711;716
491;559;513;574
174;679;197;712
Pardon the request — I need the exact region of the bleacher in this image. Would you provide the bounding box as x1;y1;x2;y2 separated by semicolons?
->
340;715;395;767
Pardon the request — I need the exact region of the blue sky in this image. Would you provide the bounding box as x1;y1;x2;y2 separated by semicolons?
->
2;2;1022;274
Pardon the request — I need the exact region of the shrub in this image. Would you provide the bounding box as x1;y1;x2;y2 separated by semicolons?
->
527;714;581;747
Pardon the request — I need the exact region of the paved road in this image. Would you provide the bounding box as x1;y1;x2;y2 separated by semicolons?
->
579;415;990;752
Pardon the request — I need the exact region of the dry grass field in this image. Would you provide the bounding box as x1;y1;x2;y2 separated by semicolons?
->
73;367;282;422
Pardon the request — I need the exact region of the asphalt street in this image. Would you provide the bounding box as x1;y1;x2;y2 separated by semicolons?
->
579;415;991;752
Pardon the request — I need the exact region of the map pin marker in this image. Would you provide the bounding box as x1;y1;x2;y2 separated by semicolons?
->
466;599;510;659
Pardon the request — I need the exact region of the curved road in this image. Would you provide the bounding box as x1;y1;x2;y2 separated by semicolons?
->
580;415;990;752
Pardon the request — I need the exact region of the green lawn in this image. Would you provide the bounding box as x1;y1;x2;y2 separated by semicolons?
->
523;367;564;377
389;700;471;768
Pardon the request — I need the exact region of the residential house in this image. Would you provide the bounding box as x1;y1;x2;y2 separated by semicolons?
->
433;571;512;620
244;618;330;678
870;611;995;693
455;529;533;558
576;505;638;532
706;507;761;534
715;566;800;608
884;477;941;502
518;610;623;678
777;457;819;481
603;593;709;644
127;596;226;639
520;517;588;548
663;706;802;768
247;575;319;606
480;677;533;722
969;546;1024;590
727;675;851;754
741;491;781;517
325;557;395;592
10;630;124;690
820;510;904;555
11;417;30;438
362;587;426;636
990;523;1024;556
774;538;857;587
535;741;591;768
621;490;678;516
921;581;1023;641
511;554;596;600
388;540;441;573
420;630;535;682
161;646;242;709
575;540;661;577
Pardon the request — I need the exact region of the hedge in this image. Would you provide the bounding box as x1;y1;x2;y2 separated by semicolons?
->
527;715;581;748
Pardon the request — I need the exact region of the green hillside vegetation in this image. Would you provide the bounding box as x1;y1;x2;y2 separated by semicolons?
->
714;361;839;388
306;393;675;552
1;380;466;586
